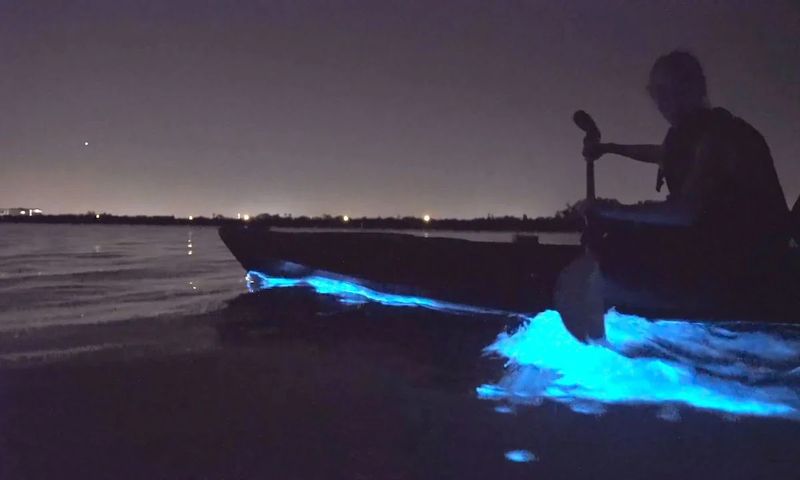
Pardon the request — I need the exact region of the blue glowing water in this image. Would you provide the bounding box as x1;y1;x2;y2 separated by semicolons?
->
504;450;537;463
478;310;800;420
246;270;800;420
246;270;504;315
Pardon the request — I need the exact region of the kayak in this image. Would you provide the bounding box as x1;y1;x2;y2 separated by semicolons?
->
219;226;580;313
219;225;800;325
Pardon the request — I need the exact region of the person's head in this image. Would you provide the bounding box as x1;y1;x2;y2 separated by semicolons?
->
648;51;708;125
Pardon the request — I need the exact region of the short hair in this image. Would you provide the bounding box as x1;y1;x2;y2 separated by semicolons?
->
651;50;707;100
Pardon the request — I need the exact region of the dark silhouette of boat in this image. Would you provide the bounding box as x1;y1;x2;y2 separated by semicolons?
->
220;224;800;324
220;226;579;313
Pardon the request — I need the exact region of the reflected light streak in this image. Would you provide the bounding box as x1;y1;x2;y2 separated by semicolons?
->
478;309;800;420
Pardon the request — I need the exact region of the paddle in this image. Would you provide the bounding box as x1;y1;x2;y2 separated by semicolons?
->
553;111;606;342
573;110;600;200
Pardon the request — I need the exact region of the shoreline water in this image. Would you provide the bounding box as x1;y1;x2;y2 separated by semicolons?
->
1;290;799;479
1;224;799;478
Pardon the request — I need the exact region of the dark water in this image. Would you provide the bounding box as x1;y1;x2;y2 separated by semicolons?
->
0;223;245;331
0;224;577;332
3;223;799;422
1;223;799;476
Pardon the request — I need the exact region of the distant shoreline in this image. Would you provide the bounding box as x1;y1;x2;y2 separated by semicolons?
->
0;213;582;232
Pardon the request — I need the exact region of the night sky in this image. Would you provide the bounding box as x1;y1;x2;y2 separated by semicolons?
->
2;0;798;218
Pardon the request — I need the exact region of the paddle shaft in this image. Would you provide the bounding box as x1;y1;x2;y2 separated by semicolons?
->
572;110;601;202
554;110;606;342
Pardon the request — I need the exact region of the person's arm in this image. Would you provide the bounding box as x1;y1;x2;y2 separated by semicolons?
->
584;142;664;165
590;136;721;228
604;143;664;165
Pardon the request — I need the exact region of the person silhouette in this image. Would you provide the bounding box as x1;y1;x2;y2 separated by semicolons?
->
561;50;792;342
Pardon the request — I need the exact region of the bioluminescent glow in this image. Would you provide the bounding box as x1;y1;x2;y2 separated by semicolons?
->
245;270;800;420
246;270;505;316
504;450;537;463
477;309;800;420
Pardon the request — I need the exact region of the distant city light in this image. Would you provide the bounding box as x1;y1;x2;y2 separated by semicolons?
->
423;214;431;223
243;214;251;221
20;210;26;215
343;215;350;222
84;141;89;146
95;214;100;219
188;215;194;221
237;213;242;220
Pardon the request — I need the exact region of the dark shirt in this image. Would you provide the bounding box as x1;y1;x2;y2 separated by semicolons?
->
657;108;714;199
588;108;790;293
658;107;789;240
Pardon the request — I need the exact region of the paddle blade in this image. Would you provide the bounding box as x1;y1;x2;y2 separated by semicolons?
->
554;253;606;343
573;110;600;142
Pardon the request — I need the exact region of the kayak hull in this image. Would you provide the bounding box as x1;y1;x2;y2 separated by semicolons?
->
219;226;580;313
219;225;800;323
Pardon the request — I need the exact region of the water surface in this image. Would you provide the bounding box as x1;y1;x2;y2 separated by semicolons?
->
0;224;244;331
0;224;576;332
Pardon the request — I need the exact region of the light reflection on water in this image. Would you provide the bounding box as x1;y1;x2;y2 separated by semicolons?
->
248;270;800;421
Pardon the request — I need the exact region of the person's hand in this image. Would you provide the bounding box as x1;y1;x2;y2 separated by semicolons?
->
582;139;607;161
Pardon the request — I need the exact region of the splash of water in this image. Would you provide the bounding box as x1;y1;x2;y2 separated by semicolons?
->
477;309;800;419
245;270;800;420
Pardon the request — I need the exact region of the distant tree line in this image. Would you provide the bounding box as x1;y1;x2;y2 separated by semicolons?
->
0;198;642;231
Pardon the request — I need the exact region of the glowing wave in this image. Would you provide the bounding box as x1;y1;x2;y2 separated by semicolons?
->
245;270;800;420
246;270;505;316
477;309;800;419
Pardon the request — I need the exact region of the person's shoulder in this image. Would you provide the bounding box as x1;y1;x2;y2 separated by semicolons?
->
708;107;765;142
701;107;768;157
702;107;773;175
